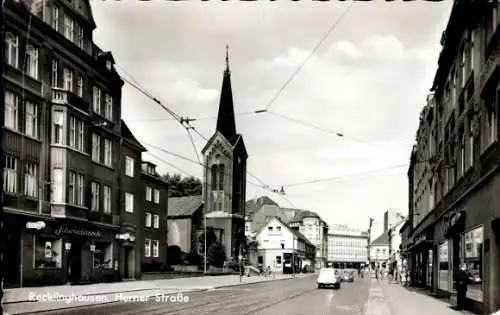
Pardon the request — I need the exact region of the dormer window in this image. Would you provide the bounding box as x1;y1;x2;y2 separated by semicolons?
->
106;61;112;71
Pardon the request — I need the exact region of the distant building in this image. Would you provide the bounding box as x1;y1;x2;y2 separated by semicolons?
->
369;233;389;269
286;209;329;270
327;224;369;269
256;217;315;273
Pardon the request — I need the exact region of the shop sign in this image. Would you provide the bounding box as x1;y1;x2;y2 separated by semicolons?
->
54;224;101;238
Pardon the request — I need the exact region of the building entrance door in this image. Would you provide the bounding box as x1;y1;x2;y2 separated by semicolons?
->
67;241;83;283
124;247;134;279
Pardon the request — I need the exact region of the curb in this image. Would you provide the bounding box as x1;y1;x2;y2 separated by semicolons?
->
5;275;313;314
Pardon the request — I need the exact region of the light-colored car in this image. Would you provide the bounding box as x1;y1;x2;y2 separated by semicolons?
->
317;268;341;289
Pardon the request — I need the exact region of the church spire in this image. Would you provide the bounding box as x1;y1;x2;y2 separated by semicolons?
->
216;45;237;143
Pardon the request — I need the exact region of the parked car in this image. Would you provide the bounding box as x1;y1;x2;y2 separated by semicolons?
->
317;268;341;289
342;271;354;282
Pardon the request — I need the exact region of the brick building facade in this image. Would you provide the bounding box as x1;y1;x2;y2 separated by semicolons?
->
406;1;500;314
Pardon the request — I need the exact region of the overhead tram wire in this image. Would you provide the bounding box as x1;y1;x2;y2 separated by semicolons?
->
116;66;291;204
263;3;353;112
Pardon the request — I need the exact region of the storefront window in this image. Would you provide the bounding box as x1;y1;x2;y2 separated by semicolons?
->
464;226;483;302
427;249;433;286
93;242;113;269
438;241;449;291
35;237;62;268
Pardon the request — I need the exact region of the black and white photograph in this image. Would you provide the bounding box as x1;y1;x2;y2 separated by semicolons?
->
1;0;500;314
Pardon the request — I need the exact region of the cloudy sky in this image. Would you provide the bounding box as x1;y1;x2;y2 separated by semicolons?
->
90;1;452;235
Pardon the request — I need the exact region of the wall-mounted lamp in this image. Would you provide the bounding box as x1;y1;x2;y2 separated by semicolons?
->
65;242;72;251
26;221;46;230
90;244;96;252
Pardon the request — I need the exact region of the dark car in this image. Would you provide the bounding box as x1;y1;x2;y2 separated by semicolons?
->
342;271;354;282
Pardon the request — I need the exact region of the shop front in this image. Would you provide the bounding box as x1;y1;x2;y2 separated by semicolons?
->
407;228;434;289
21;219;120;286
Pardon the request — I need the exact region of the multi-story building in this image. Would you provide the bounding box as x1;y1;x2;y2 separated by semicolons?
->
327;224;369;270
407;2;500;314
285;209;328;270
140;162;169;271
2;0;168;287
255;217;315;274
368;233;389;269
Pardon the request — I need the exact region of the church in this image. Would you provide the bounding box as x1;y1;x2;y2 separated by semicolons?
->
200;47;248;262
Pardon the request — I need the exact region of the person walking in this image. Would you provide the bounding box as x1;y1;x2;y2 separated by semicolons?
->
455;263;469;310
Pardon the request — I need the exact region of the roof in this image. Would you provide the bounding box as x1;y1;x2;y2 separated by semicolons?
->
371;232;389;245
121;120;146;151
285;209;322;223
251;204;289;233
261;216;315;248
167;195;203;217
216;49;238;145
245;196;279;220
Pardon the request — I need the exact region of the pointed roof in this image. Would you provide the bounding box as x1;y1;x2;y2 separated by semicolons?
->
371;232;389;245
216;45;238;144
121;120;146;151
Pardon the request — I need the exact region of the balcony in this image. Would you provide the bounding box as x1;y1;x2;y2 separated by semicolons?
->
51;204;88;221
51;88;89;114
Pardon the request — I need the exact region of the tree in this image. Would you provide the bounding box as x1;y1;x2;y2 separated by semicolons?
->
207;243;226;268
162;173;202;197
197;226;218;256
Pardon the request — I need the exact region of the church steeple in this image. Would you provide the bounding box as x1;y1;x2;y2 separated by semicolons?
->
216;45;237;144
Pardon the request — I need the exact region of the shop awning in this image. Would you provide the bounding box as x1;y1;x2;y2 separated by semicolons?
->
405;239;434;252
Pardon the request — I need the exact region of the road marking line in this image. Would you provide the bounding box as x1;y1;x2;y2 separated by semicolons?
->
365;282;391;315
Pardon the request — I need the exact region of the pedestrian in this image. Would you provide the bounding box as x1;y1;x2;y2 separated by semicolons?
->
455;263;469;310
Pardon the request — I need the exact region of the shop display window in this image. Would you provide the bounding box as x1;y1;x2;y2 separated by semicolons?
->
35;237;62;268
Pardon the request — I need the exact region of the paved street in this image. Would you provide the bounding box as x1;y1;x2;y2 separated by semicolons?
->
10;276;475;315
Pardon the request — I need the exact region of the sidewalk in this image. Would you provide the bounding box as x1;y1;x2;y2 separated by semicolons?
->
378;279;476;315
3;273;313;315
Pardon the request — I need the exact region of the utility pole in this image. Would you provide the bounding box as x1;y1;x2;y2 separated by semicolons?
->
0;0;6;313
367;218;374;269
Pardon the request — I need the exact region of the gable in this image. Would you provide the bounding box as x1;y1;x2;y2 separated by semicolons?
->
202;132;234;161
256;217;292;239
63;0;96;28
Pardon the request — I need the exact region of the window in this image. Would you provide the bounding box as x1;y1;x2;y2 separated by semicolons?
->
268;227;273;232
125;193;134;213
26;45;39;79
25;101;38;138
78;27;84;49
470;30;474;72
77;76;83;97
92;242;113;269
68;171;76;204
125;156;134;177
4;156;18;193
106;60;112;71
144;239;151;257
153;214;159;229
277;226;281;232
276;256;282;264
51;59;58;87
105;94;113;121
153;240;159;258
91;182;100;212
91;133;101;162
461;47;466;87
490;111;497;144
51;169;64;202
145;212;152;227
464;226;484;302
459;134;465;177
63;15;74;41
146;186;152;201
93;86;101;114
77;174;84;206
103;185;111;214
69;117;84;151
154;189;160;204
104;139;112;167
25;162;38;198
52;6;59;31
5;91;19;131
63;68;73;92
34;238;62;268
5;32;19;68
